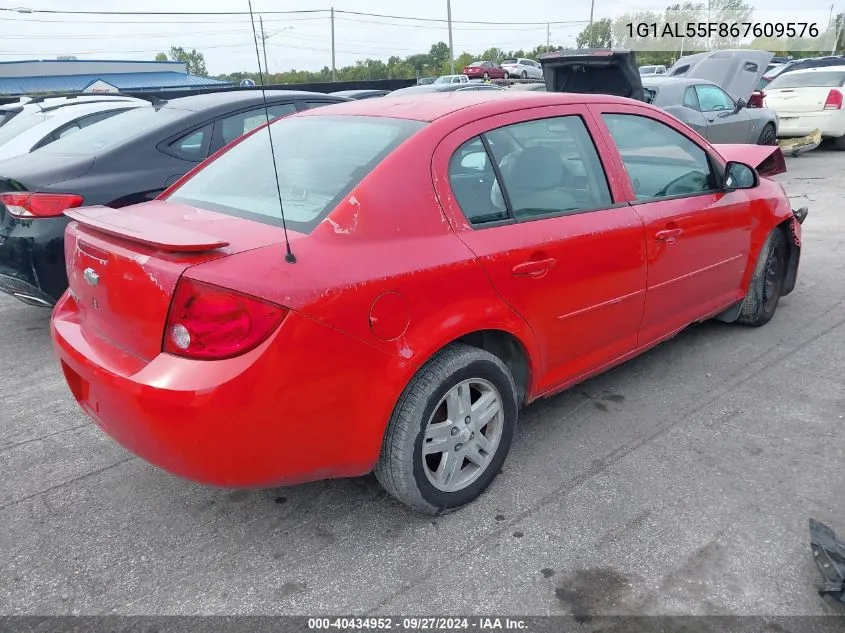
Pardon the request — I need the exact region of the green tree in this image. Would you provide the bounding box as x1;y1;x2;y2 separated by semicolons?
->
576;18;613;48
428;41;451;69
158;46;208;76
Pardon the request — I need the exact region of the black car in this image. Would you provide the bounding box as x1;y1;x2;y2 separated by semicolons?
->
0;89;348;307
387;82;505;97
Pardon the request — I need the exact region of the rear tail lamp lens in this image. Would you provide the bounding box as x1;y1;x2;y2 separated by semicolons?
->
824;89;843;110
163;278;288;360
0;192;84;218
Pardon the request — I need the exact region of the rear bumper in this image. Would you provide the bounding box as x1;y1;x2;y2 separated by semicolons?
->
51;295;405;488
0;214;69;306
776;111;845;138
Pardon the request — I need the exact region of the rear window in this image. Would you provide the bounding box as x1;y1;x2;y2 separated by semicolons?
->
166;115;425;234
0;109;20;128
0;111;46;147
767;70;845;89
501;59;517;65
38;105;190;155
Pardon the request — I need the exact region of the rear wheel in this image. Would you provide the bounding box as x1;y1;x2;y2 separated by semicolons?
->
757;123;777;146
483;72;490;80
374;344;518;515
737;229;788;327
521;70;528;79
831;134;845;151
503;72;510;80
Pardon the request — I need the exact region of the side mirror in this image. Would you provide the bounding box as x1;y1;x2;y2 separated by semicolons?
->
735;97;747;111
724;161;758;190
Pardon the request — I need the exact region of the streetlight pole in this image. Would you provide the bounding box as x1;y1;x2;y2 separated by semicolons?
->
588;0;596;47
257;17;292;77
447;0;455;75
331;7;337;81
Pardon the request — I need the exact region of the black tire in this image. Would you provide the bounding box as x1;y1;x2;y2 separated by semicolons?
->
483;72;490;80
831;134;845;151
757;123;777;146
521;70;528;79
503;72;510;80
736;229;788;327
374;343;518;515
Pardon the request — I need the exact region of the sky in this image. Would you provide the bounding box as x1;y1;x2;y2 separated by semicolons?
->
0;0;839;76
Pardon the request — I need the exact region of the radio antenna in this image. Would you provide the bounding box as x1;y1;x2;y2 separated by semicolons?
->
247;0;296;264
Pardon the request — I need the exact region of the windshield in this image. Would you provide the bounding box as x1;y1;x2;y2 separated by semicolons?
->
37;105;189;155
767;70;845;89
501;59;517;65
434;76;457;84
167;115;425;234
469;62;484;67
640;66;656;74
0;111;46;147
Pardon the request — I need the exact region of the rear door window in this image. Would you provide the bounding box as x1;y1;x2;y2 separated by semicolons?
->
216;103;297;148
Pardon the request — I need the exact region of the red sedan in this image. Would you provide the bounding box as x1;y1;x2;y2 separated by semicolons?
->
463;60;509;80
51;91;805;514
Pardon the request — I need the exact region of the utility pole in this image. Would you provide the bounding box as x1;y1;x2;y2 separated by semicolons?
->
588;0;595;47
259;15;270;77
447;0;455;75
331;7;337;81
547;22;551;49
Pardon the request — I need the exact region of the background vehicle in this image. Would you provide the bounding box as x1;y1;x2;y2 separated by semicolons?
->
0;89;348;307
388;82;505;97
760;55;845;89
433;74;470;85
642;77;778;144
0;98;145;161
463;61;509;80
418;77;436;85
539;49;645;101
52;91;802;515
763;66;845;149
330;89;391;100
508;83;547;92
501;58;543;79
639;65;667;76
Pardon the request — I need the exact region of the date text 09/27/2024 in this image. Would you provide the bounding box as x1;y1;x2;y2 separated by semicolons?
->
627;21;820;39
307;617;528;630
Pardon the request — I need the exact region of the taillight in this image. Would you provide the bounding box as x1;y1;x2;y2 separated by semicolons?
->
163;278;287;360
824;89;843;110
0;192;84;218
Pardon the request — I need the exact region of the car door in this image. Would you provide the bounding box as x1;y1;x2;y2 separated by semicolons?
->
694;84;751;143
432;105;647;394
592;104;754;346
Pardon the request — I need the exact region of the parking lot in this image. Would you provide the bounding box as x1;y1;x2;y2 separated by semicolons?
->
1;148;843;617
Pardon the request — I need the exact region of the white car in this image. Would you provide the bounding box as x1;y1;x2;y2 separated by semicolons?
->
763;65;845;149
639;65;667;76
500;58;543;79
0;95;145;161
432;74;470;85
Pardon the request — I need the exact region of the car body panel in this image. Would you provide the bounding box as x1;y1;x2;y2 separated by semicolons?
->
539;49;645;101
50;91;801;488
463;61;508;80
501;59;543;79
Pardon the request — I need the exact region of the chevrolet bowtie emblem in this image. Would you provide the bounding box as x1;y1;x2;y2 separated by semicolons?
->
83;268;100;287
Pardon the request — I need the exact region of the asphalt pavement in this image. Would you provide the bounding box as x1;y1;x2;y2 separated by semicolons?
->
1;149;843;616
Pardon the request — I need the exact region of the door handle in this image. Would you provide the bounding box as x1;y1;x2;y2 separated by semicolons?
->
512;258;556;278
655;227;683;243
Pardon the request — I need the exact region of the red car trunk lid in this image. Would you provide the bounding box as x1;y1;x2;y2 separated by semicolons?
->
63;200;293;361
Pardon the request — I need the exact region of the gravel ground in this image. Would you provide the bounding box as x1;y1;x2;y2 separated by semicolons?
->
1;148;843;617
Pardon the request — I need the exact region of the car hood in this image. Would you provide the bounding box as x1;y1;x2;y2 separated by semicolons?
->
0;151;95;190
538;49;645;101
667;50;774;100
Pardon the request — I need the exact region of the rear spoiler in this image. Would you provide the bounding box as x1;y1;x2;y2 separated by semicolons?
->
711;143;786;178
65;206;229;253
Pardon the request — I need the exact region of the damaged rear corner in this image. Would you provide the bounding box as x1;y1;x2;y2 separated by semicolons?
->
781;206;807;297
809;518;845;614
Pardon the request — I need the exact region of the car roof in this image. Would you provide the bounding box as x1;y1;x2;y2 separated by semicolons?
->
161;89;345;112
297;90;644;123
779;64;845;74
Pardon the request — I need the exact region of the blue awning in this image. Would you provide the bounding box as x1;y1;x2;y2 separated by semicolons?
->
0;71;231;96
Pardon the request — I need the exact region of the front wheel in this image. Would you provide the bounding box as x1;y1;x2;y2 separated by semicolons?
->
503;72;510;80
757;123;777;146
521;70;528;79
483;72;490;80
374;344;518;515
736;229;788;326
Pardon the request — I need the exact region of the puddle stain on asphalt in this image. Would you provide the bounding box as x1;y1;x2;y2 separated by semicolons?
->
554;567;636;620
